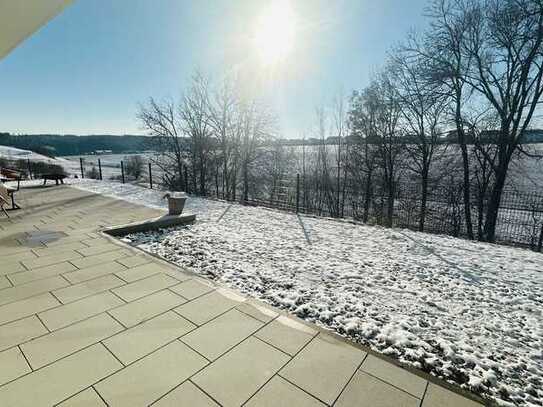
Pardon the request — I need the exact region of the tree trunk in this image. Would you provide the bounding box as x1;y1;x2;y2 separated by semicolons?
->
243;160;249;203
483;158;509;243
363;171;373;223
456;119;474;239
454;86;474;239
477;191;485;240
386;179;394;228
223;158;228;200
419;169;428;232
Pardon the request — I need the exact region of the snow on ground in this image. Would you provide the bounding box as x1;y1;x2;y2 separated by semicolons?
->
0;145;80;174
0;145;72;166
72;179;542;406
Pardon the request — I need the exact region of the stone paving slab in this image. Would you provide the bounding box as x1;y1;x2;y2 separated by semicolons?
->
57;387;106;406
0;185;487;406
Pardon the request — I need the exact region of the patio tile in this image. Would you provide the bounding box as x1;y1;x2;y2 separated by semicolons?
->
63;261;126;284
255;315;316;356
21;313;123;369
70;249;131;269
182;309;262;360
170;278;215;300
0;245;32;257
76;243;119;257
174;289;244;326
115;262;166;282
0;292;59;325
0;275;69;306
116;254;151;268
33;242;88;256
7;261;77;286
361;354;427;398
335;371;420;407
104;311;195;365
39;291;125;331
0;316;48;351
0;275;11;290
112;273;179;302
246;376;325;407
52;274;126;304
0;347;31;386
0;343;121;407
44;235;93;248
80;237;110;246
236;301;278;323
193;336;290;407
108;289;186;328
422;383;484;407
22;250;82;270
154;381;219;406
57;387;106;406
280;335;367;405
159;267;192;282
0;261;26;275
4;250;37;262
95;341;208;407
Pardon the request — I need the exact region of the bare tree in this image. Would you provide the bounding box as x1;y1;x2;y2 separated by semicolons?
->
180;72;214;195
375;72;405;227
207;76;240;199
237;98;276;202
348;90;380;222
461;0;543;242
138;98;186;190
350;71;405;227
390;42;449;231
124;155;144;180
332;93;349;217
425;0;477;238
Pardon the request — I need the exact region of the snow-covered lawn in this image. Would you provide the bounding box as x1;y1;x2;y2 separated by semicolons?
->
72;179;542;406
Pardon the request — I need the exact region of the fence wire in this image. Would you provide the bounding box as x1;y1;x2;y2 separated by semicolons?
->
71;157;543;252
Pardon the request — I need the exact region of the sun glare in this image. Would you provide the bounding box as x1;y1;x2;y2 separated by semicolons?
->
254;0;296;65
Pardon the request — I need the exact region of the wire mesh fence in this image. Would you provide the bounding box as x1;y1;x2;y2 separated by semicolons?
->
60;156;543;252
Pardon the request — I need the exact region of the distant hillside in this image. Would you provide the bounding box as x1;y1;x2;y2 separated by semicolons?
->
0;133;153;157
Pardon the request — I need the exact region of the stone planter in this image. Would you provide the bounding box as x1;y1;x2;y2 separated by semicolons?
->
165;193;186;216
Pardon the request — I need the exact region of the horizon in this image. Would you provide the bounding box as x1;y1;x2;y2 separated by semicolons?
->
0;0;430;138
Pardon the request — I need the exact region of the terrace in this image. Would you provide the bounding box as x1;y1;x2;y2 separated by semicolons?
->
0;184;486;406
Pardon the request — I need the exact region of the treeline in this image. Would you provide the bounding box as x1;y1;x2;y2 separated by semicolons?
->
276;129;543;147
141;0;543;246
0;133;153;157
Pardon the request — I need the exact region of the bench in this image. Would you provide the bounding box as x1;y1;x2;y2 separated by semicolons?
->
42;173;68;186
0;168;23;211
0;182;20;213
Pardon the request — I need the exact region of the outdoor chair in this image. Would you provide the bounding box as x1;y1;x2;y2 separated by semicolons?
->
0;168;22;210
0;182;11;218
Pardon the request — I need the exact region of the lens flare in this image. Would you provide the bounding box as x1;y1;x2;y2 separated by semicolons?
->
254;0;296;65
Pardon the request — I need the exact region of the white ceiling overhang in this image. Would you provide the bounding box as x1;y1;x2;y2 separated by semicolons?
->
0;0;73;60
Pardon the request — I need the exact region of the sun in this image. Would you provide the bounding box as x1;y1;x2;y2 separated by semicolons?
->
254;0;296;65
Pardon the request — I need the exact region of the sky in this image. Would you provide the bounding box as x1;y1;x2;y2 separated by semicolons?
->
0;0;431;138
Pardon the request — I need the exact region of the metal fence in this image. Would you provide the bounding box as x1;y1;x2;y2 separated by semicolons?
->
71;156;543;252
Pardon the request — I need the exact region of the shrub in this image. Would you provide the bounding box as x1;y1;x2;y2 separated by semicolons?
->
124;155;144;179
86;166;100;179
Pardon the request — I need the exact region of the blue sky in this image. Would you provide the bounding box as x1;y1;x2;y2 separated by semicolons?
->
0;0;430;137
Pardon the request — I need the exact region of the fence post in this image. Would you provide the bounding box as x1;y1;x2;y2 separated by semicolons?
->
80;157;84;179
120;161;125;184
148;163;153;189
98;159;103;180
27;159;32;179
538;223;543;252
184;165;188;193
296;173;300;213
